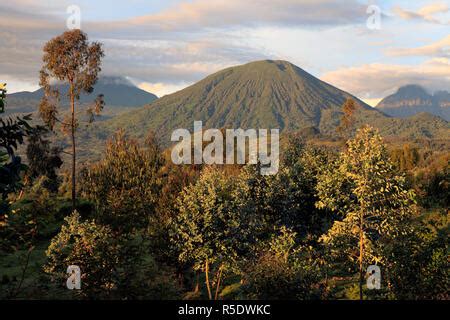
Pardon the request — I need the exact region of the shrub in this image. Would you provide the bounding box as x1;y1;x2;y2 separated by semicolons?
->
242;227;323;300
44;211;118;298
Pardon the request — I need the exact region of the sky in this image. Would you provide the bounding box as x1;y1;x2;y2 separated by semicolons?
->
1;0;449;106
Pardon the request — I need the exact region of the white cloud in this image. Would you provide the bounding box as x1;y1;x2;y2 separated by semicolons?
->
114;0;366;31
1;0;367;35
137;82;189;97
322;57;450;100
387;34;450;58
99;36;271;83
2;77;40;94
393;2;450;24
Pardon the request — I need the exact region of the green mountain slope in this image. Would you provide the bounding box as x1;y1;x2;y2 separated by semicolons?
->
83;60;449;150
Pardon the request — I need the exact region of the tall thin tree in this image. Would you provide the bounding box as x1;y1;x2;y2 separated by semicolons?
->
316;126;415;300
337;98;357;137
39;29;104;210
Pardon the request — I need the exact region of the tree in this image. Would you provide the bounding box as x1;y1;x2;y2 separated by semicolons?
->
0;84;57;298
316;126;416;300
39;29;104;210
280;142;334;238
337;98;357;136
390;144;420;171
80;130;164;234
0;119;30;207
26;129;63;192
45;211;118;298
49;130;179;299
0;83;33;218
45;209;182;299
231;164;274;238
235;144;332;241
382;212;448;299
151;154;202;267
78;131;167;297
171;167;247;299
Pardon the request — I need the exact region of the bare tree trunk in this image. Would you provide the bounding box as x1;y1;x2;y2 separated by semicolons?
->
359;208;364;301
214;265;223;300
194;270;200;293
205;258;212;300
70;83;76;211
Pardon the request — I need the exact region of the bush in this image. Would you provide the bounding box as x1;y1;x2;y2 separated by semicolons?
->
44;211;118;298
242;227;323;300
80;131;163;234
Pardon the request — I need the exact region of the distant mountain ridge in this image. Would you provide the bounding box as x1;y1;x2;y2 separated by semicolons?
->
376;84;450;121
82;60;449;148
5;76;158;114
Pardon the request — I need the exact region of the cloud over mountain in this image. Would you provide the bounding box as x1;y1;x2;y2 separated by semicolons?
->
322;58;450;100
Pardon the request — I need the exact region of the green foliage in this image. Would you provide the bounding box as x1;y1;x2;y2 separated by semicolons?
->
26;129;63;192
44;211;118;298
231;165;275;238
149;158;202;267
0;83;35;227
282;133;306;167
0;242;51;299
0;115;34;152
1;176;61;250
171;159;330;299
80;131;163;233
242;227;323;300
390;144;420;171
382;209;448;299
232;162;320;239
171;167;243;272
72;131;181;298
282;145;334;237
45;209;181;299
1;81;448;301
234;143;332;240
170;167;265;299
130;260;182;299
0;153;27;204
19;177;58;234
316;126;417;295
418;163;449;208
0;114;34;199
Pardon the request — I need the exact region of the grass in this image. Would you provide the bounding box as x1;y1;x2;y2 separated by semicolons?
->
0;240;48;299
